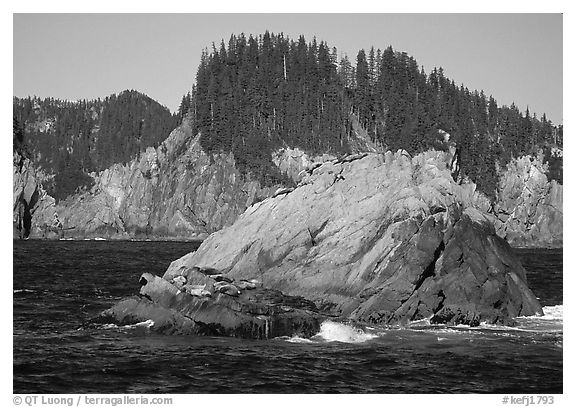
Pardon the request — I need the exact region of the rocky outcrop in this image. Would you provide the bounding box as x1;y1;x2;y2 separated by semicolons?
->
97;270;323;339
121;150;539;332
493;154;562;248
100;150;543;337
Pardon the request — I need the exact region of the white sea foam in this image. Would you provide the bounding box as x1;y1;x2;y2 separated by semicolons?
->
407;317;432;327
13;289;35;294
285;336;314;344
131;319;155;328
536;305;563;321
100;319;155;330
312;321;378;343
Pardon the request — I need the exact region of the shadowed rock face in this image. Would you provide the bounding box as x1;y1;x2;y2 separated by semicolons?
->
13;153;58;239
164;151;542;327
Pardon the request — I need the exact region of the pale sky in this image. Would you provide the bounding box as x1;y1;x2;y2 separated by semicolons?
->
13;13;563;124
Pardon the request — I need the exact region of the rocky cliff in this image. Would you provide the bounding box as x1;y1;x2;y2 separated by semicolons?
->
493;154;562;248
13;153;58;239
99;150;543;338
20;118;276;240
13;117;562;247
14;118;342;240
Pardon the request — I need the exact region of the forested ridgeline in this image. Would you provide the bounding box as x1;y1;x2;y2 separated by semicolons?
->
13;33;563;204
13;90;178;201
178;32;562;197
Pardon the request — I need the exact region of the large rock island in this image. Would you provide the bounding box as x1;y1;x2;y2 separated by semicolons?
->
100;150;543;338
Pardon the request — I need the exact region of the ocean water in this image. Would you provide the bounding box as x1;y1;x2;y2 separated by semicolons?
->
13;241;562;393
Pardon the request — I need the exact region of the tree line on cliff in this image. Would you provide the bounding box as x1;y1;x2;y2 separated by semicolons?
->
178;31;562;197
13;90;178;201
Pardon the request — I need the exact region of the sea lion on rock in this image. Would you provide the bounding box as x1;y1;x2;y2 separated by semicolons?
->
213;281;229;290
247;279;262;287
236;280;257;290
184;285;212;298
214;283;241;297
189;266;202;274
210;274;233;283
198;266;220;276
171;275;187;290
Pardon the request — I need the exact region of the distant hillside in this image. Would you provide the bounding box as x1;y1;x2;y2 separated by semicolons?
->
13;90;178;201
179;31;562;197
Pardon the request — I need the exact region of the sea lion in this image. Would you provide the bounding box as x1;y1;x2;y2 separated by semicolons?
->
185;286;212;297
215;283;241;297
198;266;220;276
171;275;187;290
213;281;229;290
236;280;257;290
189;266;202;275
210;274;233;283
248;279;262;287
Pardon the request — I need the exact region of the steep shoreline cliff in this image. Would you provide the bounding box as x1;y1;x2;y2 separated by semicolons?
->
13;153;58;239
45;119;275;240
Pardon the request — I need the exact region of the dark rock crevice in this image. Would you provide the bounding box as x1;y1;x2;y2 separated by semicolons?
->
432;290;446;314
413;240;445;293
15;196;32;239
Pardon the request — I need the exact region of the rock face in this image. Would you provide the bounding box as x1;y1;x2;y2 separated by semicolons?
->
21;118;276;240
162;150;543;327
493;154;562;248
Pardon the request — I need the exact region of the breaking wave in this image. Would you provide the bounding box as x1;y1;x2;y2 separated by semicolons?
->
281;321;379;344
312;321;378;343
521;305;563;321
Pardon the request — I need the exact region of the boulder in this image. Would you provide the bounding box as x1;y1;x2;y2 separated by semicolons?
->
163;150;543;326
